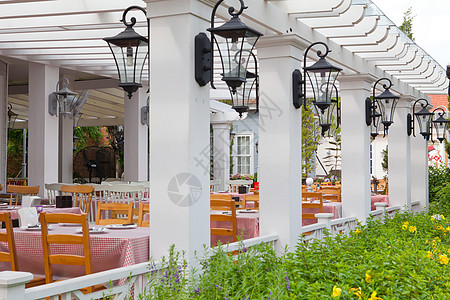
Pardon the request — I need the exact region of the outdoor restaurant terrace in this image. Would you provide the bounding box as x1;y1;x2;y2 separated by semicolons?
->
0;0;447;298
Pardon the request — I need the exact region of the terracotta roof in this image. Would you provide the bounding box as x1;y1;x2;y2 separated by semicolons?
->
429;94;449;111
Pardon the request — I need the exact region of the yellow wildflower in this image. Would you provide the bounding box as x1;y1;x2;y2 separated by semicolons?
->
355;229;361;234
447;249;450;254
437;225;444;231
408;226;417;233
349;287;362;299
446;227;450;233
402;221;409;230
439;254;449;265
369;291;383;300
365;270;372;283
426;251;433;259
332;285;342;297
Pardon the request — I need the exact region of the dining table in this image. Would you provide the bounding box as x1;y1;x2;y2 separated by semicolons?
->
302;201;342;226
371;195;389;211
210;210;259;246
0;224;149;279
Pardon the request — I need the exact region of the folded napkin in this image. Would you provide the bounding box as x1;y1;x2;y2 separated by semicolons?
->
18;207;39;227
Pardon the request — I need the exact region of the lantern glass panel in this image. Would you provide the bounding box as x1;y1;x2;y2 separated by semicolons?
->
234;70;257;110
314;100;337;136
212;31;259;90
433;114;449;142
58;94;76;117
376;97;398;127
414;108;433;137
306;66;339;110
108;40;148;86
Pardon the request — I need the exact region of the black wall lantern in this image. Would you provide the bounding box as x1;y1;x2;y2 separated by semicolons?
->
292;42;342;136
195;0;263;117
104;6;148;99
446;65;450;97
7;104;18;129
406;98;433;139
366;78;400;136
431;107;450;143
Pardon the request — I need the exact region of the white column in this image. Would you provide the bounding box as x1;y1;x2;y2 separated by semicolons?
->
146;0;211;262
124;85;149;182
410;113;428;211
339;75;374;223
257;34;303;253
388;97;412;210
0;61;7;192
211;122;231;192
28;63;59;196
58;116;73;183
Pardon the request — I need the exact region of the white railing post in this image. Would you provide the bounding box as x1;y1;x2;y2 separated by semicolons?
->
0;271;32;300
374;202;388;218
315;213;334;230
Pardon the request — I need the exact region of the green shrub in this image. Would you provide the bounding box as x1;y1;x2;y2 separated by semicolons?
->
429;165;450;203
140;211;450;299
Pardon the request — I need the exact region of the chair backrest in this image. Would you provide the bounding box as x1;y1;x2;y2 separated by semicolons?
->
137;203;149;227
40;212;92;288
210;194;233;201
85;183;109;200
243;194;259;210
320;186;341;202
45;183;63;205
0;212;18;271
210;199;237;246
96;202;133;225
7;185;40;205
108;184;145;202
130;181;150;198
60;185;94;214
302;192;323;219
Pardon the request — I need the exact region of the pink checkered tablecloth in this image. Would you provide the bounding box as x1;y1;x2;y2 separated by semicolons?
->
0;224;149;279
0;206;82;220
210;211;259;246
371;195;389;211
302;201;342;226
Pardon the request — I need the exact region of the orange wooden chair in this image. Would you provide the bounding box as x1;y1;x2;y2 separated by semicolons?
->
243;194;259;210
96;202;133;225
320;186;341;202
210;199;237;247
7;185;40;205
40;212;105;293
302;192;324;219
137;203;149;227
60;185;94;214
0;212;45;287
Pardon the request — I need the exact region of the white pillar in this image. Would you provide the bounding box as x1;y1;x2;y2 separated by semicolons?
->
28;63;59;196
58;116;73;183
146;0;210;262
410;115;428;211
0;61;7;192
339;75;374;223
0;271;32;300
211;122;231;192
388;97;412;210
257;34;303;253
124;85;149;182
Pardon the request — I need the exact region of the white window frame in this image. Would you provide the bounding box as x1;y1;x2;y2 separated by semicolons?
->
232;132;254;176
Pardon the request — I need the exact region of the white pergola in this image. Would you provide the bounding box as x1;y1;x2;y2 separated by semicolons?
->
0;0;446;260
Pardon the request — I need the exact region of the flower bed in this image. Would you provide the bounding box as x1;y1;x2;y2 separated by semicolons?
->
142;211;450;299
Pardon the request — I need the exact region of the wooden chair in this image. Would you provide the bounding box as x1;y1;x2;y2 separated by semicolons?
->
137;203;149;227
302;192;324;219
60;185;94;214
243;194;259;210
7;185;40;205
96;202;133;225
211;193;242;209
210;199;237;246
320;186;341;202
0;212;46;287
45;183;63;205
40;212;105;293
85;183;109;200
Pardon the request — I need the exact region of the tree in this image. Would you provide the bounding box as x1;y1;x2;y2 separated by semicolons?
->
399;7;415;41
381;145;388;173
302;102;320;177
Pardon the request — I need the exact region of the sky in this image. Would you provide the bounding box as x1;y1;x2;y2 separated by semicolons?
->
371;0;450;69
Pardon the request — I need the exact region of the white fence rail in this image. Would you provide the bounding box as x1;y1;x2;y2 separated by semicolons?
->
0;234;279;300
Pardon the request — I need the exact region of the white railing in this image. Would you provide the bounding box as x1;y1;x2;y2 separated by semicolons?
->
411;200;421;213
302;213;357;242
0;234;279;300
